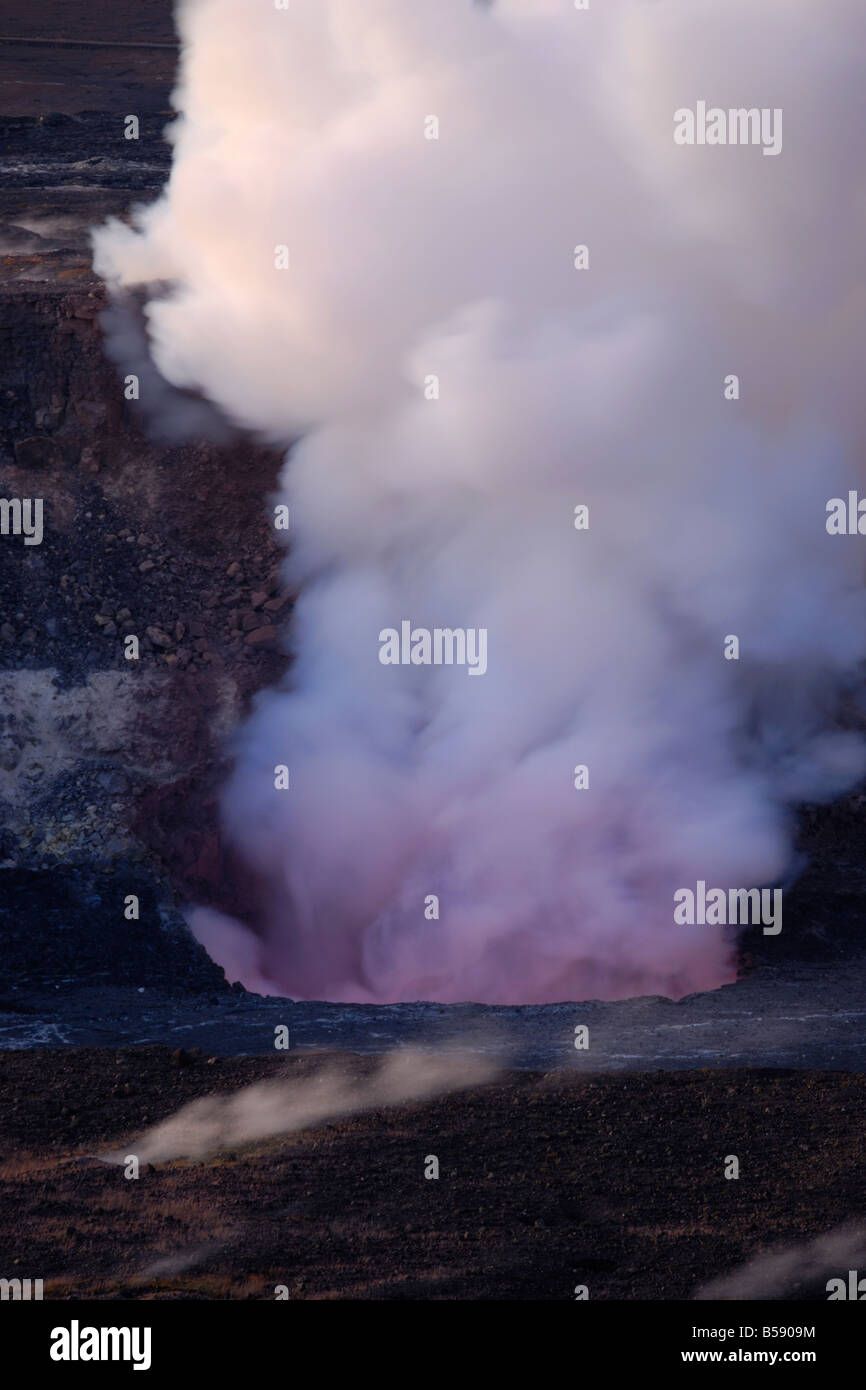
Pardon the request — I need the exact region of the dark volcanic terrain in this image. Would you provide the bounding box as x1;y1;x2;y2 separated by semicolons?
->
1;1047;865;1301
1;21;291;967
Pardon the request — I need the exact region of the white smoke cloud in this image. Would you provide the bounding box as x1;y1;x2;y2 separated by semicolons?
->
94;0;866;1003
101;1048;498;1163
695;1223;866;1301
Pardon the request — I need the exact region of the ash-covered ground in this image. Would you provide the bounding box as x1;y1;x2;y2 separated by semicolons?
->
2;1047;865;1301
2;3;866;1300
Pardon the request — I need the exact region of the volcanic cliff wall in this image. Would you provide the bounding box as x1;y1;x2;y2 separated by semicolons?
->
0;102;290;995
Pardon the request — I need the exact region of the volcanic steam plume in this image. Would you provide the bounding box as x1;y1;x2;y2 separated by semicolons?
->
94;0;866;1003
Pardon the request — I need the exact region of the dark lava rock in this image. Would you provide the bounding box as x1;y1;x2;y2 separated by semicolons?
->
0;865;231;998
14;435;60;468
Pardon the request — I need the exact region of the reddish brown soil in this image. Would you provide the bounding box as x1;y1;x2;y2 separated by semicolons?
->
1;1047;864;1300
